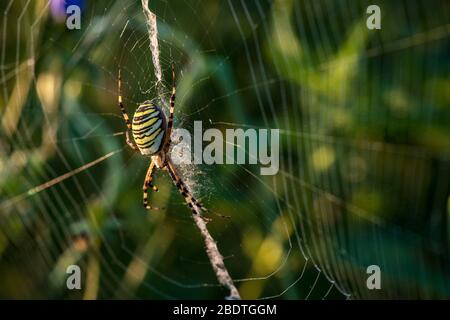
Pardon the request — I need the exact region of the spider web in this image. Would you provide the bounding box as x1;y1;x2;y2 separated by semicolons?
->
0;0;449;299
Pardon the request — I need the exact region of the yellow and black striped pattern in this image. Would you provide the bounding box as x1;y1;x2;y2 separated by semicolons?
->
132;102;166;156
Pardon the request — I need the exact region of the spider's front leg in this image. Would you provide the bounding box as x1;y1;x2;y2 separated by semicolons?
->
143;160;161;210
163;64;176;154
118;69;138;151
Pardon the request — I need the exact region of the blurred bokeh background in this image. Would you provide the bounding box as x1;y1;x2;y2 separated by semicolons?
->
0;0;449;299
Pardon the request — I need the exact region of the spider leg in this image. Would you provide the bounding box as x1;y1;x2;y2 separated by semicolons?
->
126;131;138;150
166;157;205;215
164;64;176;151
118;69;138;150
118;69;132;129
143;160;161;210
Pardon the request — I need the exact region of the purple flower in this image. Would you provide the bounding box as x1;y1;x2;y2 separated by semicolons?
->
50;0;86;23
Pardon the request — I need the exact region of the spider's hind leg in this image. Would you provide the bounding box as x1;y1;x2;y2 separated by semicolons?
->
166;158;229;220
175;177;206;215
166;158;205;215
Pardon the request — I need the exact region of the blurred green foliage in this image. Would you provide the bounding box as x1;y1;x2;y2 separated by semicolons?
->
0;0;449;299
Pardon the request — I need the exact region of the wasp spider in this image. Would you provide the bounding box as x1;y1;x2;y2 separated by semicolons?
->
118;65;205;214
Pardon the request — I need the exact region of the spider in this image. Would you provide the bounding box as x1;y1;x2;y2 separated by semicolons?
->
117;65;205;215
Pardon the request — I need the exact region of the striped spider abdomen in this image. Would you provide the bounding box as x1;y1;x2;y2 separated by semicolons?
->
132;101;167;156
